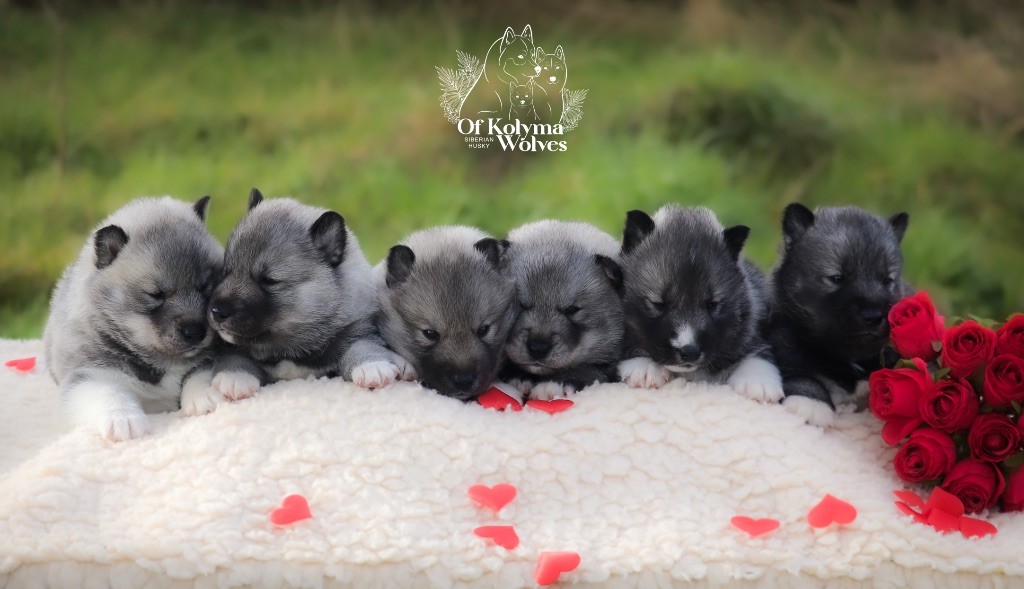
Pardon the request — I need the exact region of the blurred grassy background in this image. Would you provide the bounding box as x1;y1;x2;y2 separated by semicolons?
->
1;0;1022;338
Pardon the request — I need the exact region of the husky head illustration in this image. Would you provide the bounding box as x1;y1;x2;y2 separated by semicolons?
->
534;45;567;91
498;25;541;85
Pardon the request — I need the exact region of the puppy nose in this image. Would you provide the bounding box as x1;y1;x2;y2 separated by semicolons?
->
452;371;476;391
860;307;886;327
549;76;556;82
527;337;552;360
178;322;207;344
210;304;232;323
676;344;702;364
534;65;541;73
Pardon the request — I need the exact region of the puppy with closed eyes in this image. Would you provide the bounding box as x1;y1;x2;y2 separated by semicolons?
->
500;220;625;399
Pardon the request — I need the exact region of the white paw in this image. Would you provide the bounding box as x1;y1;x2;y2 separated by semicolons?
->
508;378;535;394
727;357;784;403
618;357;669;389
394;357;418;381
351;360;400;390
98;408;150;442
530;381;575;400
783;395;835;428
213;370;261;401
180;379;220;417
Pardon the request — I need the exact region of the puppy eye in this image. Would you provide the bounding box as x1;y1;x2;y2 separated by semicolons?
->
827;274;845;285
648;299;667;314
706;299;720;312
563;305;581;317
259;275;280;287
146;290;165;301
422;329;440;342
477;324;491;338
883;275;896;287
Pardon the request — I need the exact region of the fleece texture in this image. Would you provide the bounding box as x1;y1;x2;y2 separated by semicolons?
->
0;338;1020;588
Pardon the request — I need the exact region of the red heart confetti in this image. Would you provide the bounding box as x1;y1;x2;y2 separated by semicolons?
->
5;357;36;373
526;398;574;414
894;488;998;538
478;387;523;412
467;483;517;512
270;494;312;526
807;494;857;528
535;551;581;586
730;516;780;538
473;525;520;550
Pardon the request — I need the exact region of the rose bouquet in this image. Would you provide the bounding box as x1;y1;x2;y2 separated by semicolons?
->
870;291;1024;514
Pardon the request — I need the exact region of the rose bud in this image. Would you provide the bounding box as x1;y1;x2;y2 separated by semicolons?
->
941;458;1005;514
983;354;1024;409
869;358;931;445
996;315;1024;358
967;413;1023;463
1002;468;1024;512
941;320;997;379
888;291;945;361
893;428;957;483
919;377;979;433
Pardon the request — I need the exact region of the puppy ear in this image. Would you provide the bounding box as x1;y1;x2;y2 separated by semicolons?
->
889;212;909;243
554;45;564;61
622;210;655;255
502;27;516;45
722;225;750;261
474;238;502;270
386;245;415;288
594;254;623;293
534;46;545;60
193;195;211;222
309;211;347;267
247;188;264;211
782;203;815;246
94;225;129;269
521;25;533;44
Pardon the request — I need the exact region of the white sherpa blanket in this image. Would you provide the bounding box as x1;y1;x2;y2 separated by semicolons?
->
0;338;1020;588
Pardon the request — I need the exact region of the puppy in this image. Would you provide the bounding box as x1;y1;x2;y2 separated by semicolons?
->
500;220;624;399
769;204;911;427
44;196;222;441
378;226;517;401
207;189;408;402
617;205;783;402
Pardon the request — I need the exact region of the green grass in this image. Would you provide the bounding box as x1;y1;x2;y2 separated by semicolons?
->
1;1;1022;338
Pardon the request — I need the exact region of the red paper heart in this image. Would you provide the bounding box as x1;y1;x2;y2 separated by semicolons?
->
478;387;523;412
473;525;519;549
807;494;857;528
526;399;574;414
5;357;36;373
893;490;925;508
924;486;964;518
467;483;517;512
535;551;581;586
959;515;998;538
926;508;961;533
730;516;779;538
270;494;312;526
895;501;928;524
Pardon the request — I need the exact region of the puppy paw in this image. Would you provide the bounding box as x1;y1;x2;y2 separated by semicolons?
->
618;357;669;389
213;370;261;401
98;408;150;442
507;378;535;394
394;357;418;381
727;357;784;403
530;381;575;400
783;395;835;428
351;360;399;390
180;380;220;417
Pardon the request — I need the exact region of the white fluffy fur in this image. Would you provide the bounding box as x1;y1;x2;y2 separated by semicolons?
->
618;357;670;389
1;338;1020;588
212;370;261;400
727;356;785;403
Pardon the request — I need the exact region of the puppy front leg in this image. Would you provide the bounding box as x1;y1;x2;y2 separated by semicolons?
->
782;377;836;427
727;355;784;403
180;368;219;416
341;339;402;390
62;369;150;442
617;356;670;389
212;354;264;401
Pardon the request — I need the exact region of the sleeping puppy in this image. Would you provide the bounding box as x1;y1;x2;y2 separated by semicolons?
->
769;204;911;427
617;205;783;403
44;196;222;441
500;220;624;399
378;226;518;401
206;189;409;404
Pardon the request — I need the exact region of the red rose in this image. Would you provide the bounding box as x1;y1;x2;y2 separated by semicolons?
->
919;377;978;433
869;358;930;445
996;315;1024;358
983;354;1024;409
893;428;957;483
941;458;1005;514
967;413;1022;462
888;292;945;361
1002;468;1024;512
941;321;997;378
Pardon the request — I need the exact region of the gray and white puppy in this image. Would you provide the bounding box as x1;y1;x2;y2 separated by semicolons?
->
768;204;910;427
617;205;783;402
378;226;517;401
500;220;624;399
44;196;223;441
207;189;409;403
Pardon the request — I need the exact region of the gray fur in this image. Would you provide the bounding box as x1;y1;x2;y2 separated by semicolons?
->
501;220;624;393
377;226;518;401
44;196;223;439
